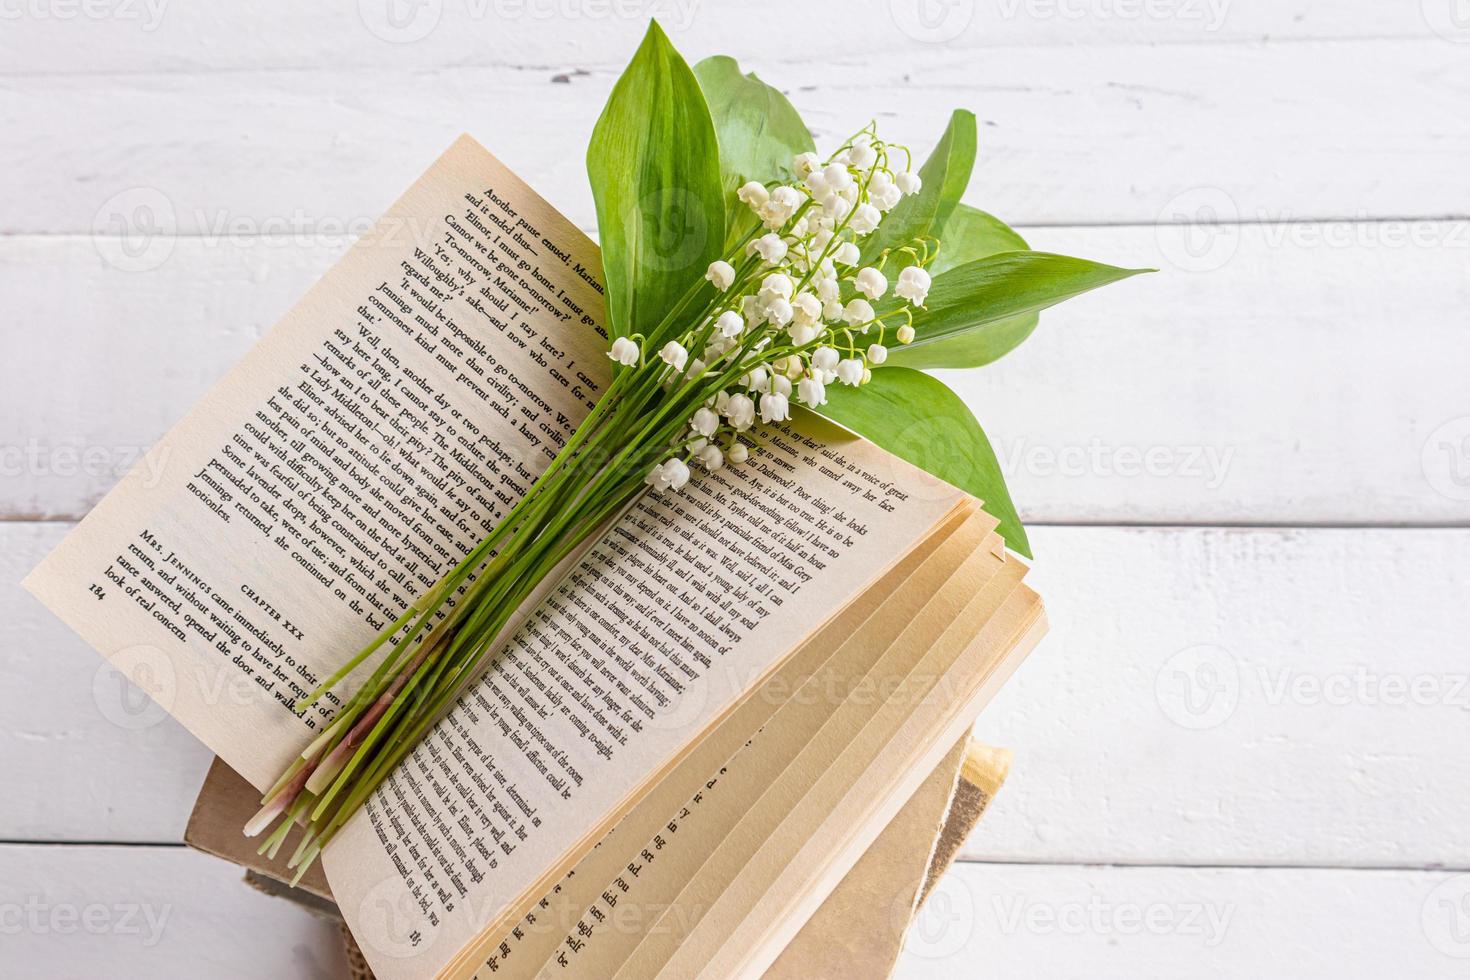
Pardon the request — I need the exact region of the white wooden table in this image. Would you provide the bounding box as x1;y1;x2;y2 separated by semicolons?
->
4;3;1469;977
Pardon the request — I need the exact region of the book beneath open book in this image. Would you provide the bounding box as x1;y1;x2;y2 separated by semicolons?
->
24;136;1045;980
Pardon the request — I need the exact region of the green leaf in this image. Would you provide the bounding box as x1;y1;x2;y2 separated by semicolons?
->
860;109;977;266
883;251;1150;370
929;204;1029;276
693;55;815;251
911;205;1038;365
810;367;1030;558
587;22;725;340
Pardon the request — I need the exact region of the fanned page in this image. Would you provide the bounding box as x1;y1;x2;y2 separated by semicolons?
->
22;136;964;978
460;516;995;980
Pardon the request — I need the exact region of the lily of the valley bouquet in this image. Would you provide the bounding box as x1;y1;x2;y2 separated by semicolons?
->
250;23;1143;874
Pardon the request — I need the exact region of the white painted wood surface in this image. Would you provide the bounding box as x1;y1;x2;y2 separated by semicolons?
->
5;40;1468;235
4;2;1469;976
9;522;1468;864
892;863;1470;978
0;845;348;979
6;222;1469;524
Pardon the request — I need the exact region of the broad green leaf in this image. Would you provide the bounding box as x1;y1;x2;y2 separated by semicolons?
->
915;205;1038;365
884;251;1149;370
930;204;1029;276
860;109;976;266
811;367;1030;557
693;55;815;251
588;22;724;341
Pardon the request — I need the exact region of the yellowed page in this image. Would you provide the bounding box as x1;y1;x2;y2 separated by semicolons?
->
761;737;970;980
328;419;964;980
537;532;1012;980
450;508;983;978
612;561;1038;979
666;584;1044;980
23;135;612;788
438;515;993;980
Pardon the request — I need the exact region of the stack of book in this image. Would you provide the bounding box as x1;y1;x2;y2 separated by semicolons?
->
24;137;1045;980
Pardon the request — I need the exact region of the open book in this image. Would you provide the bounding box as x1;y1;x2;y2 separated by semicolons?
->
24;136;1045;980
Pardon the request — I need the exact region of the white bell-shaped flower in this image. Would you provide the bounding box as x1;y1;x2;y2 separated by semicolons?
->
872;183;902;212
849;203;881;235
759;186;803;228
788;321;821;346
894;265;932;305
836;358;865;386
811;346;840;374
792;291;822;324
896;171;922;195
793;151;821;178
760;272;794;299
691;407;720;437
745;366;770;392
867;343;888;365
705;260;735;290
764;297;794;326
846;142;877;169
727;442;750;465
698;444;724;472
716;310;744;338
759;390;791;423
737;181;770;208
798;375;828;408
842;298;875;327
659;341;688;372
854;267;888;300
897;324;916;344
822;162;853;192
645;458;691;492
833;241;860;266
608;336;640;366
726;392;756;431
752;234;789;264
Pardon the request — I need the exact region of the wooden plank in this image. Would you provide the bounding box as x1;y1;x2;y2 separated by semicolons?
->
895;862;1470;978
1;845;1462;979
2;38;1467;234
0;844;348;979
0;2;1454;77
8;522;1469;869
961;525;1470;866
5;221;1468;524
0;522;216;843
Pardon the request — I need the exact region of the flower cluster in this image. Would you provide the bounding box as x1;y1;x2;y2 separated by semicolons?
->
609;127;935;489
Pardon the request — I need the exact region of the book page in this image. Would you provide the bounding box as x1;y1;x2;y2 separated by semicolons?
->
325;411;963;980
24;135;614;788
461;510;987;979
584;536;1023;980
652;580;1043;979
